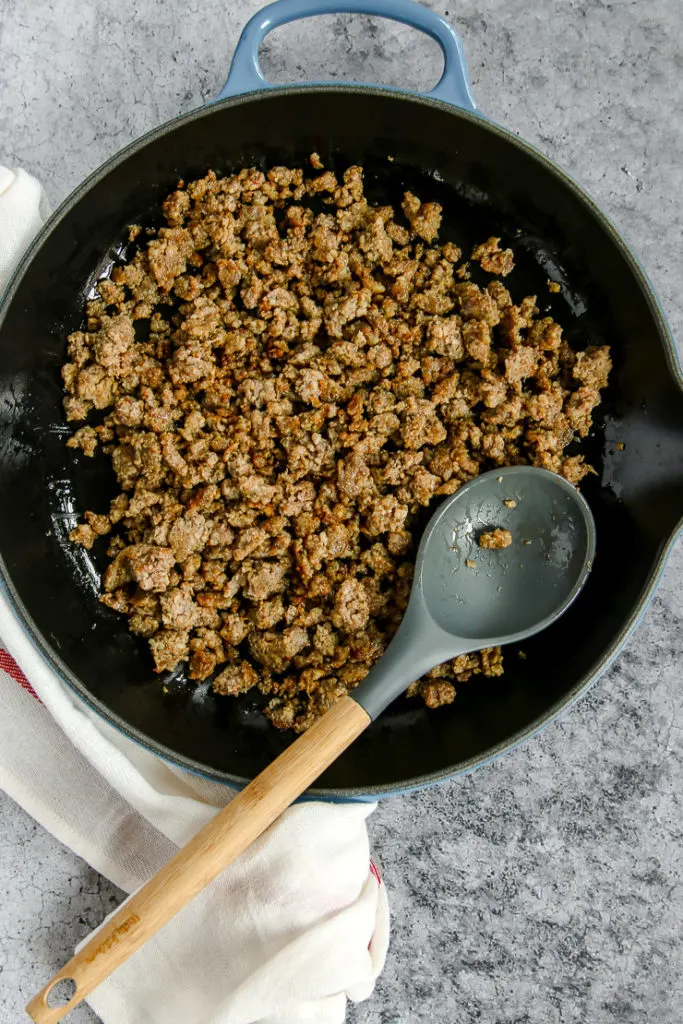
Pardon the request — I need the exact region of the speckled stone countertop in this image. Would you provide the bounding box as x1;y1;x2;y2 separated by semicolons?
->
1;1;682;1021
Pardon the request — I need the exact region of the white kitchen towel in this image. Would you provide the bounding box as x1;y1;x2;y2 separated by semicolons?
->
0;167;389;1024
0;166;50;293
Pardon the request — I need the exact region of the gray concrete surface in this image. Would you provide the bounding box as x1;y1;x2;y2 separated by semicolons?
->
1;0;682;1021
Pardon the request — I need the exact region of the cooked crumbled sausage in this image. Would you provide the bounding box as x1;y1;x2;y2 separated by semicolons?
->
471;237;515;277
62;159;610;731
213;662;259;696
478;528;513;550
331;578;370;633
160;587;199;630
573;346;611;390
66;425;99;457
149;629;191;673
69;523;96;549
421;680;457;708
401;192;442;242
480;646;504;675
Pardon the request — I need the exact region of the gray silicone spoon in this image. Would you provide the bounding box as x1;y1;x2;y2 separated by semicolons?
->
29;463;596;1023
352;462;596;718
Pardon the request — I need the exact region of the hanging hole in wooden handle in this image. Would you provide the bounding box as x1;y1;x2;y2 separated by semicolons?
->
46;978;77;1007
27;975;80;1022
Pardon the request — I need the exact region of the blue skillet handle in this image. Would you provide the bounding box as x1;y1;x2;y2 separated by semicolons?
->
216;0;476;112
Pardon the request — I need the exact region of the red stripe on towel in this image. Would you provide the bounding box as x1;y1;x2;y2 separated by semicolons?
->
0;648;40;701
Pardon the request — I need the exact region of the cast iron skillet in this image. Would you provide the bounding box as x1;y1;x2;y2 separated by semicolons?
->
0;0;682;798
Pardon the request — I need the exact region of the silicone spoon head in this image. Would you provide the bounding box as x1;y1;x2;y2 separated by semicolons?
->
351;466;596;720
417;465;596;644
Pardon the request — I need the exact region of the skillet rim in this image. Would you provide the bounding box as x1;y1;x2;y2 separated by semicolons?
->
0;84;681;799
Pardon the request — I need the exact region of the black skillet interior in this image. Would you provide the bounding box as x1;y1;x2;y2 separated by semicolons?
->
1;89;682;795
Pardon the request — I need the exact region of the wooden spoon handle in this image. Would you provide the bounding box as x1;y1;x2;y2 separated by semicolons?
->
26;695;370;1023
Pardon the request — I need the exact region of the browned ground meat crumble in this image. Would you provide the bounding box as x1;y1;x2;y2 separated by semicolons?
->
62;159;611;731
478;528;513;550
